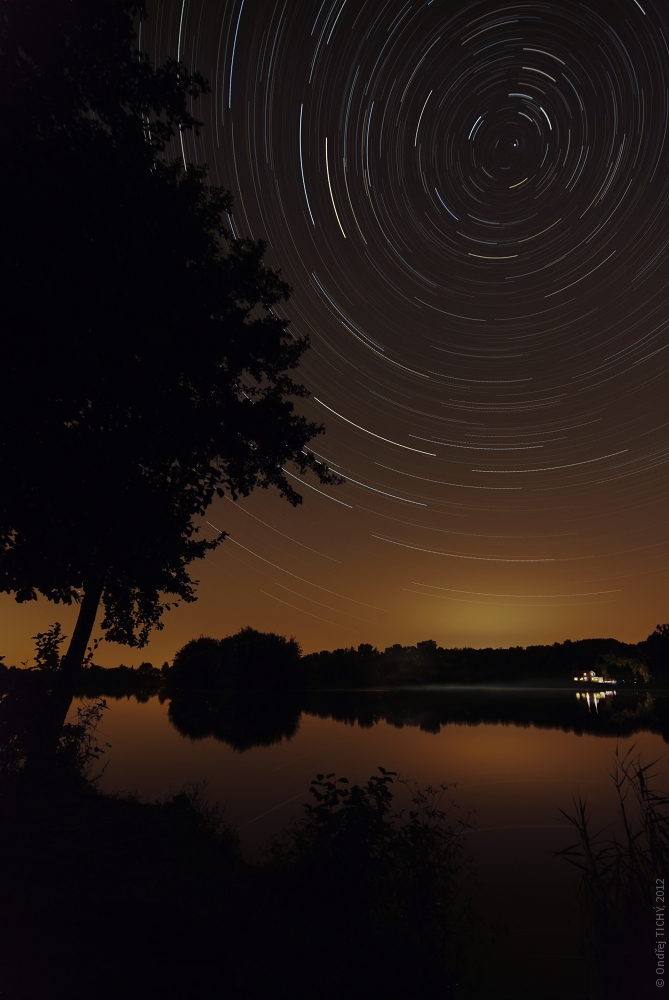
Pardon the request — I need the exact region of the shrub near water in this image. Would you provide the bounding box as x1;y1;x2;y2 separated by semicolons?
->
0;624;110;787
265;768;477;996
1;762;479;1000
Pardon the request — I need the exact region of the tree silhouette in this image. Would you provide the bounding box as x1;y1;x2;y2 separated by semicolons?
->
644;623;669;683
0;1;339;765
167;628;304;691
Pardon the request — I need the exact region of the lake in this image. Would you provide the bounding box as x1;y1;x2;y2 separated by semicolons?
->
80;685;667;996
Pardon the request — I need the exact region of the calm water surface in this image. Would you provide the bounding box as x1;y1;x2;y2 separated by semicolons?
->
76;686;667;992
83;687;669;851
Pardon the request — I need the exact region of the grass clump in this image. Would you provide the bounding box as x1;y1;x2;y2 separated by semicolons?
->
558;744;669;998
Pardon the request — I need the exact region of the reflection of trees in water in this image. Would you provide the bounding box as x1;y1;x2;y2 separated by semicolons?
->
302;689;669;743
164;687;669;752
606;690;657;727
167;690;301;752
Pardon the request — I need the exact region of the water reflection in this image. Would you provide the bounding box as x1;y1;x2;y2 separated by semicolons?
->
164;685;669;752
575;689;616;712
167;689;301;752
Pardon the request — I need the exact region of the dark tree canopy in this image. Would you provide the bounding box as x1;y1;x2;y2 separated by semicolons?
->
644;624;669;682
167;628;304;691
0;0;338;653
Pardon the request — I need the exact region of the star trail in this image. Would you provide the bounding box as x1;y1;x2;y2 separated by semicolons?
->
21;0;669;662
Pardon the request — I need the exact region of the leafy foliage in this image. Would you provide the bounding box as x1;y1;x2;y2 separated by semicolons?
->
0;625;109;786
1;762;482;999
0;0;339;648
167;627;303;690
31;623;68;677
267;768;477;992
56;699;110;783
597;652;650;685
644;623;669;684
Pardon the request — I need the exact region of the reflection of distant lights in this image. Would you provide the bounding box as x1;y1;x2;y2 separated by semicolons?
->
575;689;617;712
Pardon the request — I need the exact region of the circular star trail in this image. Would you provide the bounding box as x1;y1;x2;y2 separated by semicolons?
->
140;0;669;653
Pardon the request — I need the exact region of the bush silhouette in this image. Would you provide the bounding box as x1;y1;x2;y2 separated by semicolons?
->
168;627;303;690
266;768;476;995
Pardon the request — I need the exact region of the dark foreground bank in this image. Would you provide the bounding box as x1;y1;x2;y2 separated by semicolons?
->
0;770;481;1000
1;725;662;1000
0;627;664;999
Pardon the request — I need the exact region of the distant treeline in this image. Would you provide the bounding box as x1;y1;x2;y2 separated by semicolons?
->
73;662;163;701
2;627;667;754
0;660;163;702
1;624;667;698
160;624;668;691
300;635;657;688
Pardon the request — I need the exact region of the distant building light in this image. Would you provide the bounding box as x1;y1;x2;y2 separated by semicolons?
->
573;670;617;684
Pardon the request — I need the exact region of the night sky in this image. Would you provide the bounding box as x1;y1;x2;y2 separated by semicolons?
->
5;0;669;663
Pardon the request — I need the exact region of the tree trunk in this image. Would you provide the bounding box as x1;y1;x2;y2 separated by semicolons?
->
54;579;104;718
24;579;104;782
